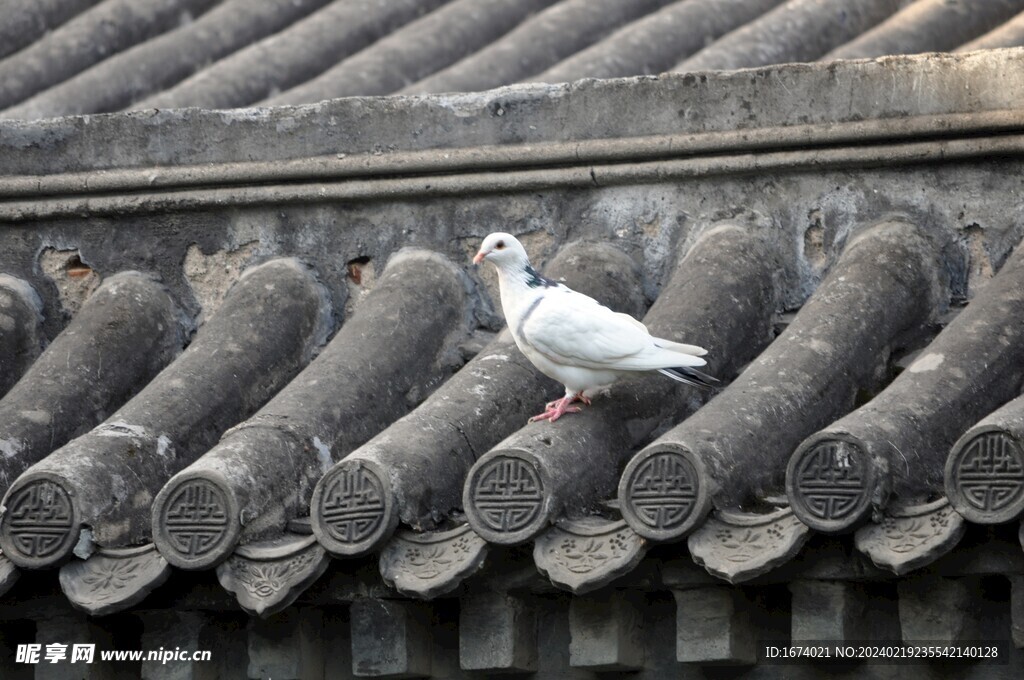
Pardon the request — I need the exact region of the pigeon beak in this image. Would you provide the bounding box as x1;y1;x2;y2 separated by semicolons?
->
472;250;488;265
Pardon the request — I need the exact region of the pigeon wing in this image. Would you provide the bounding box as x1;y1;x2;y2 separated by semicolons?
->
520;292;651;369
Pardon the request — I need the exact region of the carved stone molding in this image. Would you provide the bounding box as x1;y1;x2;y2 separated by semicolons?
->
788;439;874;532
6;109;1024;222
688;507;810;584
0;552;20;597
312;460;395;557
533;517;647;594
465;454;547;544
855;498;966;576
379;524;488;599
619;447;711;542
946;429;1024;524
59;544;170;616
216;534;328;618
1;476;79;568
155;476;239;571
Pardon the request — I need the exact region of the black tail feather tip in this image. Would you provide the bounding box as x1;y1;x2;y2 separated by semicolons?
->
658;366;719;390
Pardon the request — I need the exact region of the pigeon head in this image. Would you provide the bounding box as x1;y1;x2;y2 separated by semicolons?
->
473;232;530;270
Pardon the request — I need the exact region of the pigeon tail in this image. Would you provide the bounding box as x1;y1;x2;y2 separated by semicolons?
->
653;338;708;357
658;366;719;390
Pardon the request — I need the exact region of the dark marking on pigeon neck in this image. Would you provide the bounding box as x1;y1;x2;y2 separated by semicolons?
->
524;265;557;289
516;296;544;341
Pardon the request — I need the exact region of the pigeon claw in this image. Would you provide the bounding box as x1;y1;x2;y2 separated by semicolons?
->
529;394;586;423
528;405;582;423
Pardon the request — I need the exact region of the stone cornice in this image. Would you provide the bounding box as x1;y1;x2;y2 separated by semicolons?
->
2;50;1022;221
2;115;1023;221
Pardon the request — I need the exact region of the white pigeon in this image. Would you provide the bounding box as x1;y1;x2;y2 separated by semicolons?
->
473;232;717;422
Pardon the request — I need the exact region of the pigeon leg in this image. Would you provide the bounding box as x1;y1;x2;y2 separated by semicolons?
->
544;393;593;409
545;393;589;410
530;394;584;423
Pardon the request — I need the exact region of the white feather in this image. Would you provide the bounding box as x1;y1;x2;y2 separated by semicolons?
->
475;232;715;400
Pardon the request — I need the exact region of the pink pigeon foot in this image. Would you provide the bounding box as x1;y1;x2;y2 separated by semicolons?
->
544;393;590;410
530;394;586;423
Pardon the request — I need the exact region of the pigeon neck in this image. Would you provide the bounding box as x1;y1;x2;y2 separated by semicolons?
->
520;264;557;289
495;261;558;304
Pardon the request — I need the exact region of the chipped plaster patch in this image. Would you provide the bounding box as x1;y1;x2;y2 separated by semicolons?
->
343;257;377;320
73;527;95;560
909;352;944;373
184;241;258;324
964;224;994;298
0;438;24;458
96;421;147;438
39;248;101;318
18;410;51;425
806;338;834;355
803;210;827;275
312;436;332;473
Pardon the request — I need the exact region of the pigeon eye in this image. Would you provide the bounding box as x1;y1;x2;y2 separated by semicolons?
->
495;241;505;250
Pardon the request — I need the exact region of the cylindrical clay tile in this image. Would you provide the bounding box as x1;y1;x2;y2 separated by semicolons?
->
0;272;187;492
955;11;1024;52
0;0;98;61
263;0;559;105
789;241;1024;532
944;245;1024;525
947;403;1024;525
0;275;44;399
134;0;449;111
618;221;941;542
153;250;470;570
824;0;1024;61
532;0;783;83
311;240;647;557
0;0;219;113
403;0;676;94
676;0;902;72
462;223;781;545
2;0;335;119
0;260;329;568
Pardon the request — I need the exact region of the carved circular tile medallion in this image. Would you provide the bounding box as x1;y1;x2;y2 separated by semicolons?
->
464;453;547;545
311;461;395;556
153;476;237;570
946;429;1024;524
618;447;710;541
787;438;873;533
0;477;78;568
